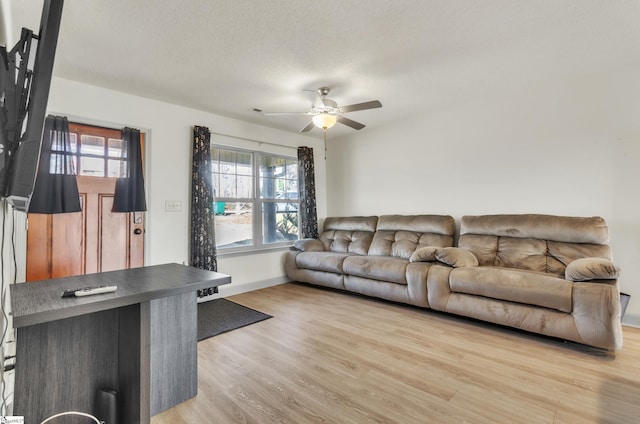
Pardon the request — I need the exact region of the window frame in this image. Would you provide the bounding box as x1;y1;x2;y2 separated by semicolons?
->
211;144;300;254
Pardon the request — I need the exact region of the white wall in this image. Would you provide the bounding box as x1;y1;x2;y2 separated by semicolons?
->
40;77;326;292
326;64;640;323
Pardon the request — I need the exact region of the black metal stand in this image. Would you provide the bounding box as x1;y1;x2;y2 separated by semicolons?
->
0;0;64;211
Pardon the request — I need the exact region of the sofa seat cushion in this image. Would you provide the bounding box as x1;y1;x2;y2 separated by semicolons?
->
295;252;357;273
449;267;573;313
343;256;409;285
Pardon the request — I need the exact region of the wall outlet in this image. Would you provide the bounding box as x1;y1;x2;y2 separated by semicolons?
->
165;200;182;212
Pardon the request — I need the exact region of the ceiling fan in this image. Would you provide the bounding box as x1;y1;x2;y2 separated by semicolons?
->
264;87;382;133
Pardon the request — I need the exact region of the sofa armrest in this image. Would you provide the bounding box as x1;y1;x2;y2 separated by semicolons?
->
409;246;438;262
565;257;620;282
292;238;325;252
410;246;478;268
436;247;478;267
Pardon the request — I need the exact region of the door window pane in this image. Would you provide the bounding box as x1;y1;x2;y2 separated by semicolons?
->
108;139;124;158
80;156;105;176
108;159;127;178
80;135;105;156
50;155;77;175
69;133;78;153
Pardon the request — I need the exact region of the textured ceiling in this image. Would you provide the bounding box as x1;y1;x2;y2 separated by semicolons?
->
7;0;640;139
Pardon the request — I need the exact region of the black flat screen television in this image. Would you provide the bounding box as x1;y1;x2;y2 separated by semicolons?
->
0;0;63;212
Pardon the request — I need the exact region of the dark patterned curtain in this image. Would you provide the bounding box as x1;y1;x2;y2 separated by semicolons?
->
113;127;147;212
297;146;318;239
190;125;217;271
29;115;81;214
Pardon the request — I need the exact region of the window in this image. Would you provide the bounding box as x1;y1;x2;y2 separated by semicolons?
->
67;123;128;177
212;146;299;251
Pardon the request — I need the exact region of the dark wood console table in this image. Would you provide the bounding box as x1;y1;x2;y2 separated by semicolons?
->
10;263;231;424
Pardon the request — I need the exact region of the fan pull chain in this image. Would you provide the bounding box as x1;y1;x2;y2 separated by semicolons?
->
323;128;327;160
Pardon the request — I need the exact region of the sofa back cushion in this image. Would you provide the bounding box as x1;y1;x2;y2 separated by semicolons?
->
368;215;456;259
320;216;378;255
459;214;612;275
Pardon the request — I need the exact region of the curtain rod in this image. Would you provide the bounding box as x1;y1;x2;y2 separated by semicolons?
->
210;131;299;150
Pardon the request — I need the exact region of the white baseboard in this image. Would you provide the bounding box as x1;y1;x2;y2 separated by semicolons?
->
622;313;640;328
197;276;290;303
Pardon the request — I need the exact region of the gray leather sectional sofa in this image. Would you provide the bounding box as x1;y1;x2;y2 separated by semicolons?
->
284;214;623;350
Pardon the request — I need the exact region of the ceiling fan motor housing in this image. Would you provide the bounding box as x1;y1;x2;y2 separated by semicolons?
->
263;86;382;132
317;87;331;97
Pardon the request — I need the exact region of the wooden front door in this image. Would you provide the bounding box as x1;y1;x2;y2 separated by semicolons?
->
26;123;145;281
26;176;145;281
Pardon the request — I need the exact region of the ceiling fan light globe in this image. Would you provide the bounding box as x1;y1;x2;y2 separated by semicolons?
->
312;113;337;129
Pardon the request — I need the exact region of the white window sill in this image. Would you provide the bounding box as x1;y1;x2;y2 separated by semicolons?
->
216;244;293;258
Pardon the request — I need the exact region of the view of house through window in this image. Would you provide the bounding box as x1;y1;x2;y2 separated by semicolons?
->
211;146;299;250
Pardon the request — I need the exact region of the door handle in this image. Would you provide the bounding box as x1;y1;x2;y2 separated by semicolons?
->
134;228;143;235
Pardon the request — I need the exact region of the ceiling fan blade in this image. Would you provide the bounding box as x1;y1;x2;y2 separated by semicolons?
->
337;115;365;130
321;98;338;108
339;100;382;113
300;121;315;133
263;112;311;116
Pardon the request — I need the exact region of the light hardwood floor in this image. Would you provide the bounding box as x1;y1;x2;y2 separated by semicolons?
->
152;283;640;423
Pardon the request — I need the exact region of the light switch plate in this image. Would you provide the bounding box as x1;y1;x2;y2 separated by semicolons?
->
165;200;182;212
